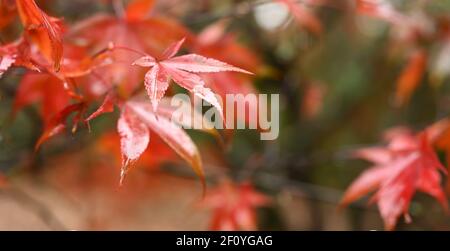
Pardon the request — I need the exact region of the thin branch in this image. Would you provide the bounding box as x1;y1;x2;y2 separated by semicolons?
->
0;186;67;230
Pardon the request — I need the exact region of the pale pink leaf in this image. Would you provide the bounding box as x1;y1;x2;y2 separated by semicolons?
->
117;107;150;183
197;20;228;46
417;165;448;210
163;54;252;74
144;64;170;111
163;66;224;118
277;0;322;34
340;165;391;206
127;101;205;188
161;37;186;60
132;55;156;67
353;147;392;164
156;97;220;138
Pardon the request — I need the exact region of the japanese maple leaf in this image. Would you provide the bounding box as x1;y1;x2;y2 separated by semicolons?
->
12;43;117;150
117;98;208;187
341;128;448;230
0;0;16;29
35;102;86;150
15;0;63;71
200;181;270;231
132;37;252;114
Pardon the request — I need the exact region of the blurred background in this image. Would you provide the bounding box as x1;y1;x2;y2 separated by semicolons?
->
1;0;450;230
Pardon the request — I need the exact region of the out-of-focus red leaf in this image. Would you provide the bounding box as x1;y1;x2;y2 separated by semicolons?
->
0;0;16;29
201;181;270;231
356;0;405;25
353;147;392;165
341;129;447;230
125;0;155;22
35;102;86;150
277;0;322;35
193;21;262;130
395;49;427;106
85;91;116;122
13;72;70;125
15;0;63;71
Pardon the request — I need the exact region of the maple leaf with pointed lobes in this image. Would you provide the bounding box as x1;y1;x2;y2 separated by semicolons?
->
132;38;253;114
117;99;207;190
341;128;448;230
200;181;270;231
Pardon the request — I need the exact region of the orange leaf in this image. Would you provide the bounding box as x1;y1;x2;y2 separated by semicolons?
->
395;50;427;106
125;0;155;22
15;0;63;71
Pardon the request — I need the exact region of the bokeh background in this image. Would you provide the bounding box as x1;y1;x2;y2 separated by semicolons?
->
1;0;450;230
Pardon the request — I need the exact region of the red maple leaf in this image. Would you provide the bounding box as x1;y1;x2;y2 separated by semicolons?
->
341;128;448;230
15;0;64;71
132;38;252;114
200;180;270;231
117;97;215;188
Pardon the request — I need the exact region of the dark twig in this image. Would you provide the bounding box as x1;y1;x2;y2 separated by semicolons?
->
0;186;67;230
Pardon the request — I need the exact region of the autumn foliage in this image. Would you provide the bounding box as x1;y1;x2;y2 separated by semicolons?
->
1;0;450;230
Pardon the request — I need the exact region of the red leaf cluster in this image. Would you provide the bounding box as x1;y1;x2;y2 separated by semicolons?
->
341;128;448;230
